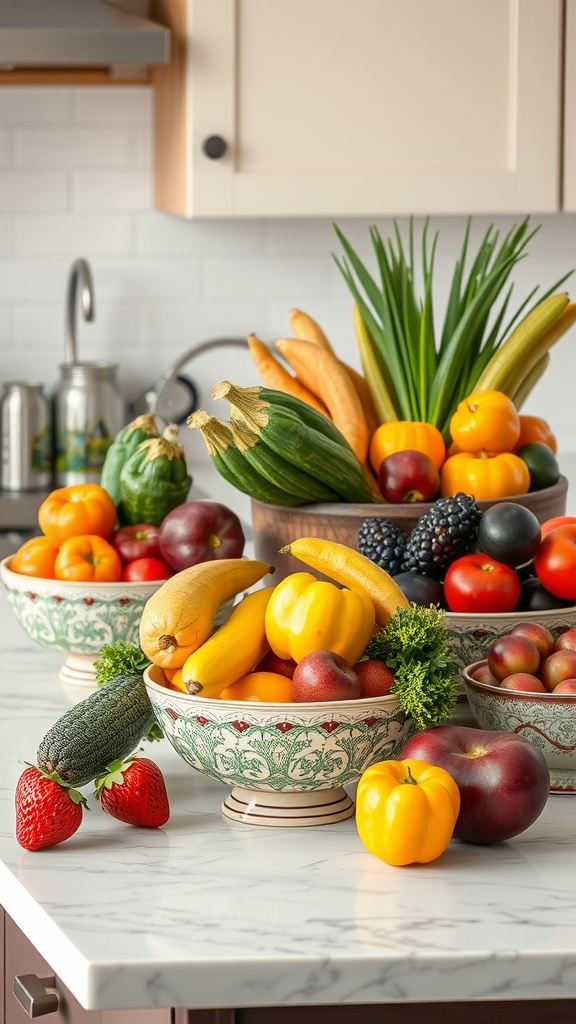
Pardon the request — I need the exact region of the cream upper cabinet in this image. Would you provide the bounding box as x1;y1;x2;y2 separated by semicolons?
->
152;0;563;218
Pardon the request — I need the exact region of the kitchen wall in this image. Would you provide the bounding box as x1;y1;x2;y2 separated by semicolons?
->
1;84;576;470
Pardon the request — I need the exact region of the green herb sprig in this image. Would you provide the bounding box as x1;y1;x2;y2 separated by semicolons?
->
94;641;162;743
365;604;457;731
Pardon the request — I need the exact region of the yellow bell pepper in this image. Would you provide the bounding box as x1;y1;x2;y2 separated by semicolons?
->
449;390;520;453
264;571;375;665
440;450;530;500
356;758;461;866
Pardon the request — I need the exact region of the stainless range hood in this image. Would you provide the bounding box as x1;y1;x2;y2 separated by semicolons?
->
0;0;170;69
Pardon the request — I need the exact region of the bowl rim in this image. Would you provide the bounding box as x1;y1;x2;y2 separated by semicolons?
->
143;664;402;712
463;659;576;701
0;555;164;591
446;604;576;622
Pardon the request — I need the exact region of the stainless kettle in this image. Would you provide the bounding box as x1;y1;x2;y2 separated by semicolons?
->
53;259;126;487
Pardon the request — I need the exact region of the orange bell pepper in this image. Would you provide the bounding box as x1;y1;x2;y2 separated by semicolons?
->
54;534;122;583
449;390;520;453
513;414;558;454
219;671;294;702
38;483;117;546
9;536;59;579
356;758;460;866
440;451;530;500
369;420;446;473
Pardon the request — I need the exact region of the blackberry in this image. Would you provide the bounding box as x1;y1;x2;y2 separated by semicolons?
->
358;517;407;575
400;492;482;577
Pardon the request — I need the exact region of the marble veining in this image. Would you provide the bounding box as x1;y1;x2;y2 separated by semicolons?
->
1;587;576;1012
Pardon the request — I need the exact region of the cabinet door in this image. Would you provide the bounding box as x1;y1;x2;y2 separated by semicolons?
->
563;0;576;209
153;0;563;217
4;913;170;1024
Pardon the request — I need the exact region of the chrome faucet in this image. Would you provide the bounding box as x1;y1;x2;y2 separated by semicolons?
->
64;258;96;365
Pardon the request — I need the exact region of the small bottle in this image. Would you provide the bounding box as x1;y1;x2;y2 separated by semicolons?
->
0;381;53;492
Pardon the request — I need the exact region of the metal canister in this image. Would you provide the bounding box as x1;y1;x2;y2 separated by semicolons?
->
0;381;53;491
52;362;126;487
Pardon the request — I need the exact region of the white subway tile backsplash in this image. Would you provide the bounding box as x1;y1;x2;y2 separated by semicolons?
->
14;215;134;256
0;88;72;124
16;127;132;167
136;213;267;255
132;125;153;167
0;171;68;211
0;129;10;167
75;86;152;123
0;262;71;301
204;255;330;300
75;170;152;211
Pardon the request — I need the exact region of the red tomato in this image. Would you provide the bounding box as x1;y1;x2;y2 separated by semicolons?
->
444;553;521;613
540;515;576;539
533;524;576;601
121;557;173;582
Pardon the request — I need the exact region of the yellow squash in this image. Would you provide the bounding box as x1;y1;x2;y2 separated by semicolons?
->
181;586;274;697
139;558;273;669
280;537;409;628
265;571;375;665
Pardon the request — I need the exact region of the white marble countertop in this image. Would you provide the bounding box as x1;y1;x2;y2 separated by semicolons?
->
1;458;576;1014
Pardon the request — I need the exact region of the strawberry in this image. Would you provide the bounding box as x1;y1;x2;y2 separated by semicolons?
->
15;766;87;851
94;756;170;828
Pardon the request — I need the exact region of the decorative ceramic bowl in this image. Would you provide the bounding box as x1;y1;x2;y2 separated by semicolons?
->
0;555;165;691
446;605;576;675
143;663;414;827
462;660;576;794
250;476;568;584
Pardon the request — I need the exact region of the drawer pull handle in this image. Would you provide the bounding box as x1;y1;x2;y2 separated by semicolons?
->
13;974;59;1017
202;134;227;159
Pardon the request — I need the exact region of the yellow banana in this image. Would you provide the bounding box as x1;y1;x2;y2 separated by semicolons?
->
509;352;551;411
288;308;334;351
279;537;409;627
473;292;569;394
139;558;273;669
353;304;400;424
181;586;274;697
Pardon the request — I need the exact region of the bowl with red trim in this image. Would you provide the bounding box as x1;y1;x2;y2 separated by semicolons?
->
143;662;413;827
463;660;576;794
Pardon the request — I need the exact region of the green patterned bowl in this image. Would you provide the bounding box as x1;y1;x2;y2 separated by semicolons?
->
0;555;164;691
463;661;576;795
144;663;413;827
447;606;576;676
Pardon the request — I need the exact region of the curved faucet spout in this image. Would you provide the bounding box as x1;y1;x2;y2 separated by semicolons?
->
65;258;96;365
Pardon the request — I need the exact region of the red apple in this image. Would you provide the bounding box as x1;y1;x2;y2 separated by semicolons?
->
540;649;576;691
158;500;245;571
111;523;161;564
500;672;546;693
378;449;439;504
292;650;362;702
470;663;500;686
510;622;555;660
552;677;576;694
254;650;297;679
400;725;550;844
555;628;576;653
352;660;395;697
487;634;541;681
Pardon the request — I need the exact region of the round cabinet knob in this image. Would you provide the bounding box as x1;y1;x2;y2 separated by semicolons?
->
202;135;227;160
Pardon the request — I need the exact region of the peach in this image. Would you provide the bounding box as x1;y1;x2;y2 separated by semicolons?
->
510;622;555;660
487;634;541;682
554;628;576;653
552;677;576;694
540;649;576;691
471;663;500;687
500;673;546;693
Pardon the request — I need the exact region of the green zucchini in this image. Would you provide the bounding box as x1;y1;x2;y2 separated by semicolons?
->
100;413;159;510
119;426;192;526
230;419;341;502
189;411;307;506
37;673;156;787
